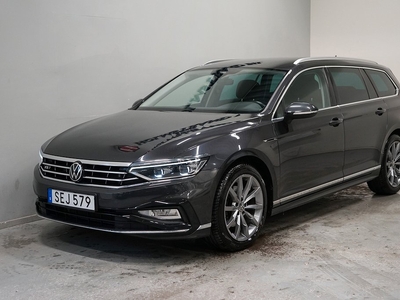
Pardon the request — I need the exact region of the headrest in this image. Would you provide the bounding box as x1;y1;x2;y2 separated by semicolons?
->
236;80;259;99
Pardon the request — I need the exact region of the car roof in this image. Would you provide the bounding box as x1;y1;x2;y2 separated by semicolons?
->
195;57;381;71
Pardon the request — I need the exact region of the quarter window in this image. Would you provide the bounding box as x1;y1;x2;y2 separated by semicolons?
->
329;68;369;104
365;69;397;97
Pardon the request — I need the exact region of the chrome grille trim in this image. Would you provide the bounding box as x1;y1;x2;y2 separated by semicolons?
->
42;163;69;169
39;153;147;188
40;151;132;167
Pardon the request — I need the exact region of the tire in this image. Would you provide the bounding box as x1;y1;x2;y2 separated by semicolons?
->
207;164;267;251
368;134;400;195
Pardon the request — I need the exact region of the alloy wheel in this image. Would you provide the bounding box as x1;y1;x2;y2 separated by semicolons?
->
224;174;264;241
386;141;400;187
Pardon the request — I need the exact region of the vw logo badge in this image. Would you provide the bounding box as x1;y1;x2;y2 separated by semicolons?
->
69;162;83;182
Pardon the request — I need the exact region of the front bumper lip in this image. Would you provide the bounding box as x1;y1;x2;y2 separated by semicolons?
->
36;207;212;239
37;214;204;234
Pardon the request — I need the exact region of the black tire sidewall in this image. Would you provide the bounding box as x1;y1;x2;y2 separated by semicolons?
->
212;164;267;251
382;135;400;193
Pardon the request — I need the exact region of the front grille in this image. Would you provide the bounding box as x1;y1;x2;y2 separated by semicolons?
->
40;155;147;188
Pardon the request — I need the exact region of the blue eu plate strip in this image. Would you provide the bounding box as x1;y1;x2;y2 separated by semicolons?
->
48;189;52;203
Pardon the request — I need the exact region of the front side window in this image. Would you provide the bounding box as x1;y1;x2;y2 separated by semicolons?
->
139;68;287;114
275;68;331;118
329;68;369;104
365;69;397;97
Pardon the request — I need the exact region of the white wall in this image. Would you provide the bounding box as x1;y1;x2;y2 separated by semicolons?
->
0;0;311;224
311;0;400;77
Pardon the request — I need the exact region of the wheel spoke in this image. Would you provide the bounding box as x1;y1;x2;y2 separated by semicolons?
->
237;177;243;201
226;211;238;228
388;169;396;185
242;176;253;201
388;145;394;160
245;204;263;210
234;214;241;239
244;187;261;204
240;212;250;238
395;143;400;156
225;205;237;212
244;210;259;227
228;187;240;204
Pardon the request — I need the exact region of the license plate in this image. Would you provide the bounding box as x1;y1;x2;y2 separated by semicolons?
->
48;189;95;211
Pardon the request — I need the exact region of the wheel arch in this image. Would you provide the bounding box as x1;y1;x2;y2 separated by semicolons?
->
381;129;400;158
212;150;276;217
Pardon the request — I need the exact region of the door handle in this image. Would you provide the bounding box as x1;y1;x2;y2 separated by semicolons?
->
329;117;343;127
375;107;386;116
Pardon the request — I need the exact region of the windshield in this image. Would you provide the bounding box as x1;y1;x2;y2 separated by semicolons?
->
138;68;287;113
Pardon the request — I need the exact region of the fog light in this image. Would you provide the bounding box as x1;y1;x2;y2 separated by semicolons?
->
139;209;182;220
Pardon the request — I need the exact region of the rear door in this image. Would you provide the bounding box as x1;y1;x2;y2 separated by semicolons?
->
328;67;387;177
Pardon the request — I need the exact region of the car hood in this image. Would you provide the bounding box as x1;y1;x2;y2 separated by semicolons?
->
43;110;252;162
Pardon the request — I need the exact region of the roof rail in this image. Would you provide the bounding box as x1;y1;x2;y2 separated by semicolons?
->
294;57;378;65
203;59;232;65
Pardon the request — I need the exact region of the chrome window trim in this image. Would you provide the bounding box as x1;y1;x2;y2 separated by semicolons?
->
261;69;292;115
337;96;390;108
273;166;380;207
271;65;399;121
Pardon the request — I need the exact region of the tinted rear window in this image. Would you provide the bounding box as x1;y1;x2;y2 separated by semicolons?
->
365;69;397;97
329;68;369;104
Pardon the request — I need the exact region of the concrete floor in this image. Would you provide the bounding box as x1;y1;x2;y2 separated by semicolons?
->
1;184;400;300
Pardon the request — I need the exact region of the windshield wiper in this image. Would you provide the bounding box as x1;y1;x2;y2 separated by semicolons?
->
182;104;196;112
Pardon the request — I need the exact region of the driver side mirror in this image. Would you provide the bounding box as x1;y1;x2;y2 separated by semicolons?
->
284;102;318;121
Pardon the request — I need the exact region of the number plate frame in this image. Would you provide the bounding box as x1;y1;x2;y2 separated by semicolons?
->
48;189;96;211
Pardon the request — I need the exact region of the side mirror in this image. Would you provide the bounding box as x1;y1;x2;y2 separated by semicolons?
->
130;99;145;110
284;102;318;120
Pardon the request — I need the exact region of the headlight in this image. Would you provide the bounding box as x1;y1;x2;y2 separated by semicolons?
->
129;157;208;181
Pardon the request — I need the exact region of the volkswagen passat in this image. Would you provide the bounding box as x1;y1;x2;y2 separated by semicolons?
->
34;57;400;251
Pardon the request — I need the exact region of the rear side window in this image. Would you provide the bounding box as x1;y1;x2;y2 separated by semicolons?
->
329;68;369;104
365;69;397;97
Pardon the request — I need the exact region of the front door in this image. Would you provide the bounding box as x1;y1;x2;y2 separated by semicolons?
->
273;68;345;202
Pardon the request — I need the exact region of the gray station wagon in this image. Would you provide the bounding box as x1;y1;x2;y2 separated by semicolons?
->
34;57;400;251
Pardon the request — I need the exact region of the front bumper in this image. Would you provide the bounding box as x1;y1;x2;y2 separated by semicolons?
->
33;165;215;239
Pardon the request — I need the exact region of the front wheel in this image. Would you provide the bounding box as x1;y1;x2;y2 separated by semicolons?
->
207;164;267;251
368;134;400;195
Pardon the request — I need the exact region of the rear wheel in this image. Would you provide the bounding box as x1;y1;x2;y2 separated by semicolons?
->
368;135;400;195
208;164;267;251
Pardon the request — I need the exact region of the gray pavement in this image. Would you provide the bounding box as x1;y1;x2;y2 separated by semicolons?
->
1;184;399;299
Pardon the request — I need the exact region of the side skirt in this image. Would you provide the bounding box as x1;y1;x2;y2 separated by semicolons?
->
271;166;380;216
